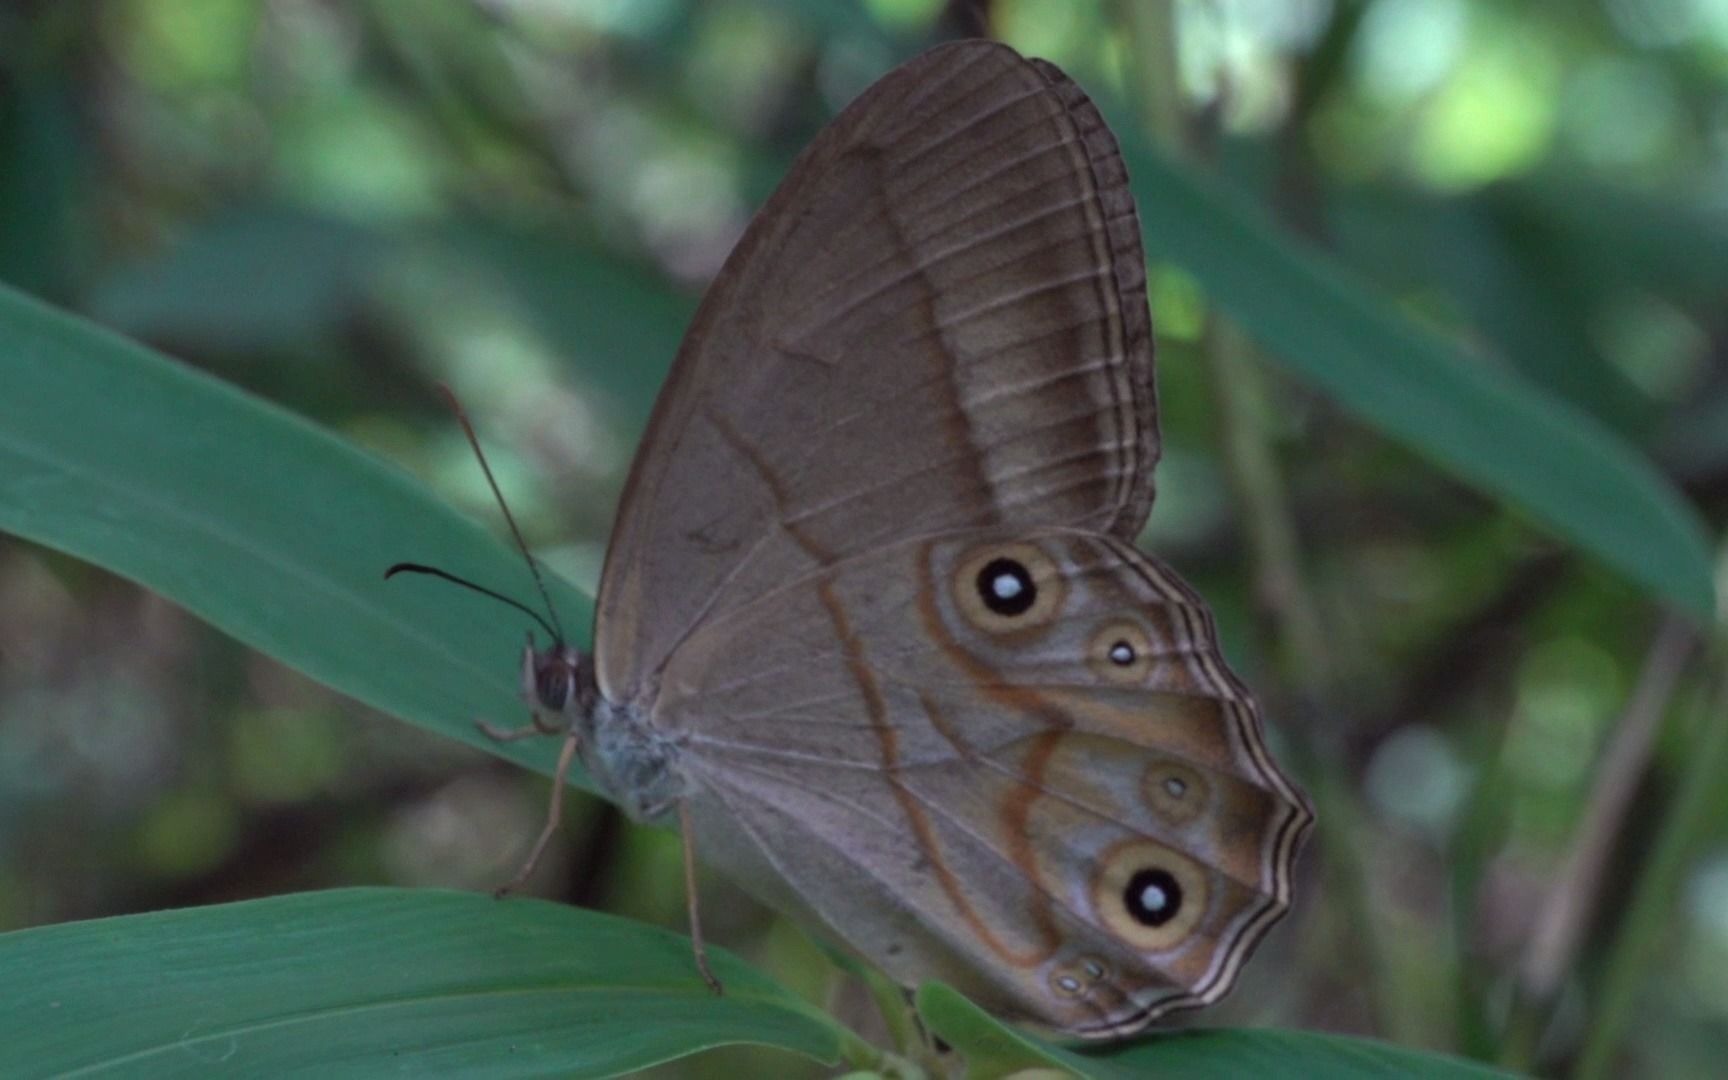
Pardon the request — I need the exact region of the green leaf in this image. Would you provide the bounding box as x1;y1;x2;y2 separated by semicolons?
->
916;983;1516;1080
1115;133;1717;621
1328;189;1655;437
0;888;843;1077
1509;174;1728;306
87;205;384;351
431;217;693;432
0;281;583;781
0;72;85;301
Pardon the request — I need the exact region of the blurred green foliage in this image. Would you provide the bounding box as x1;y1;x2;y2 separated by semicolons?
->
1;0;1726;1076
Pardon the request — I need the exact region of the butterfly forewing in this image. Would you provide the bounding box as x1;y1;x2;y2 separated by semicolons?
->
595;41;1157;704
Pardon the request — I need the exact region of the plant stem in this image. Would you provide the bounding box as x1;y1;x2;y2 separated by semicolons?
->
1574;546;1728;1079
1500;615;1698;1071
1115;0;1410;1043
1200;318;1335;683
1111;0;1185;145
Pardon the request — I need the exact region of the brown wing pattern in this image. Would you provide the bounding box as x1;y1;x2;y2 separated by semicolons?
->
595;41;1157;702
658;527;1313;1035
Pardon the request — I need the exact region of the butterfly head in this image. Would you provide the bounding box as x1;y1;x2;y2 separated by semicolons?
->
520;634;592;719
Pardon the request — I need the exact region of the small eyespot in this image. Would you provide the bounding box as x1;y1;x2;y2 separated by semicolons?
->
952;541;1064;634
1142;760;1207;826
1088;619;1153;684
1093;840;1207;952
1046;954;1110;1002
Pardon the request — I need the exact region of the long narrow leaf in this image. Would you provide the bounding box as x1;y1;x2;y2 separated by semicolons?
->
0;282;584;778
916;983;1513;1079
1116;133;1716;620
0;888;842;1077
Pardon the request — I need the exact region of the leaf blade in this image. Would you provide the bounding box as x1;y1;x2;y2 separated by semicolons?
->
0;888;842;1078
0;282;581;778
916;982;1515;1080
1118;135;1716;620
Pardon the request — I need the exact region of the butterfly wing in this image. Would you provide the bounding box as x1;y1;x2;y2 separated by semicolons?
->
594;41;1156;703
655;527;1313;1036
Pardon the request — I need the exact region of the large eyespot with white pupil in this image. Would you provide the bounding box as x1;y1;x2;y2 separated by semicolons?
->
953;541;1065;634
1142;759;1208;826
1087;619;1154;684
1092;840;1207;952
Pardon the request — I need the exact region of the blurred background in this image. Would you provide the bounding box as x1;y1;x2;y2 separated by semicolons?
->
1;1;1726;1076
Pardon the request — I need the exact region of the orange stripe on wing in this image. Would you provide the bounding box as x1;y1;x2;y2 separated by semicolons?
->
818;582;1051;969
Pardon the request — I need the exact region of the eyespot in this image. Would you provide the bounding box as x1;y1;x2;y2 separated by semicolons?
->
1142;760;1207;826
1046;954;1111;1000
1125;868;1182;926
978;558;1036;616
952;541;1065;634
1087;619;1154;683
1092;840;1207;952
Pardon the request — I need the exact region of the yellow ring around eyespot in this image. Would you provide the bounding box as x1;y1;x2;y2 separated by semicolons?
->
1087;618;1153;684
1141;758;1208;827
1092;839;1208;953
952;541;1065;635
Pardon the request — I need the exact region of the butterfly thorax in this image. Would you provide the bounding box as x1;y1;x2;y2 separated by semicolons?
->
524;639;692;823
579;693;692;824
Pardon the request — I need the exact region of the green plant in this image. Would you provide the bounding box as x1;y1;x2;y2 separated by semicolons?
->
3;2;1725;1076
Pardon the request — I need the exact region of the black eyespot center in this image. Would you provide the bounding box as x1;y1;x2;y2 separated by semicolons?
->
1124;867;1183;927
976;557;1036;616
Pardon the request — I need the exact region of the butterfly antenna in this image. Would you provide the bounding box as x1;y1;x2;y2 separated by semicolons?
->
383;562;560;643
436;383;567;644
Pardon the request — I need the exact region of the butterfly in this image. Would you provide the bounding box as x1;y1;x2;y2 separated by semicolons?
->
398;38;1312;1039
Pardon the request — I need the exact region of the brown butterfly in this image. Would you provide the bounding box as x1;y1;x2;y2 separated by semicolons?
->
408;38;1312;1038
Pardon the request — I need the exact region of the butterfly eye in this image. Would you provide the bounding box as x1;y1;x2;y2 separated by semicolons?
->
952;541;1064;634
1088;619;1153;683
1093;840;1207;952
535;662;574;712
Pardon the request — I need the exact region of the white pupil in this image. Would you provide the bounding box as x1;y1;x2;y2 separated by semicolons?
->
1164;777;1187;798
1139;881;1170;914
1109;642;1134;664
991;573;1024;600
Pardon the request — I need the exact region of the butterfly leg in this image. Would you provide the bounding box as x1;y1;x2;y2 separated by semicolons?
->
492;727;581;898
475;712;563;742
678;800;724;995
